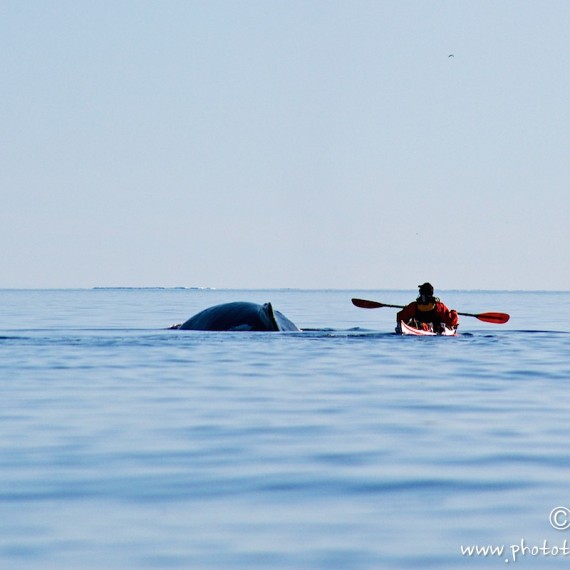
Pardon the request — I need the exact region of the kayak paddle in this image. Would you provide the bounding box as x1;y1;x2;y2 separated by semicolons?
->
351;298;510;324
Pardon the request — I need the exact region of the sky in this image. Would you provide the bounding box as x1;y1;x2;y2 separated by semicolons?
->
1;0;569;290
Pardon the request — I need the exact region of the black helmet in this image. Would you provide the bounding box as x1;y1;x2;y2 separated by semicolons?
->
418;282;434;296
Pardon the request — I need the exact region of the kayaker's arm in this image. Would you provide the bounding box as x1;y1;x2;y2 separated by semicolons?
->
396;303;416;323
436;302;459;327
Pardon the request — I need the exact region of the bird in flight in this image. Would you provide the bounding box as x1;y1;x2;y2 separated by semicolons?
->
448;54;455;58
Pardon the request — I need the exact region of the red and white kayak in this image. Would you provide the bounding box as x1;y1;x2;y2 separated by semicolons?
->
396;321;458;336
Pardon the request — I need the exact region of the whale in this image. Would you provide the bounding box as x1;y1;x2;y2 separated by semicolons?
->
171;301;300;332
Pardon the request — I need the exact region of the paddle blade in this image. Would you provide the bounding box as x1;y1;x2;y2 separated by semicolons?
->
351;298;384;309
476;312;510;324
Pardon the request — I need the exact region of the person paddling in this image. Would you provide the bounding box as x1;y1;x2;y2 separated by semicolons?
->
397;283;459;333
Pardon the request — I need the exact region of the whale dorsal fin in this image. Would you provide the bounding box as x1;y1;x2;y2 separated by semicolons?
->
259;302;279;331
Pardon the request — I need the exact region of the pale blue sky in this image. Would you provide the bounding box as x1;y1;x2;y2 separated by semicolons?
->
2;0;569;289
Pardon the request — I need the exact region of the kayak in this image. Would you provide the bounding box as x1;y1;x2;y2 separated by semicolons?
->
397;321;457;336
396;321;458;336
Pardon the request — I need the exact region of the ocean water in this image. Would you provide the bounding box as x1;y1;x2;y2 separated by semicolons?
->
1;288;570;569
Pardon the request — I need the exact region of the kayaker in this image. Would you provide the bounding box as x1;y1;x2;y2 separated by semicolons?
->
397;283;459;332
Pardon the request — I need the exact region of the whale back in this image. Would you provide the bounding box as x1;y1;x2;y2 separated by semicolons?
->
178;301;299;332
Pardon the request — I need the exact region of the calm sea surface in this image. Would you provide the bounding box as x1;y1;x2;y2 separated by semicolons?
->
1;289;570;569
